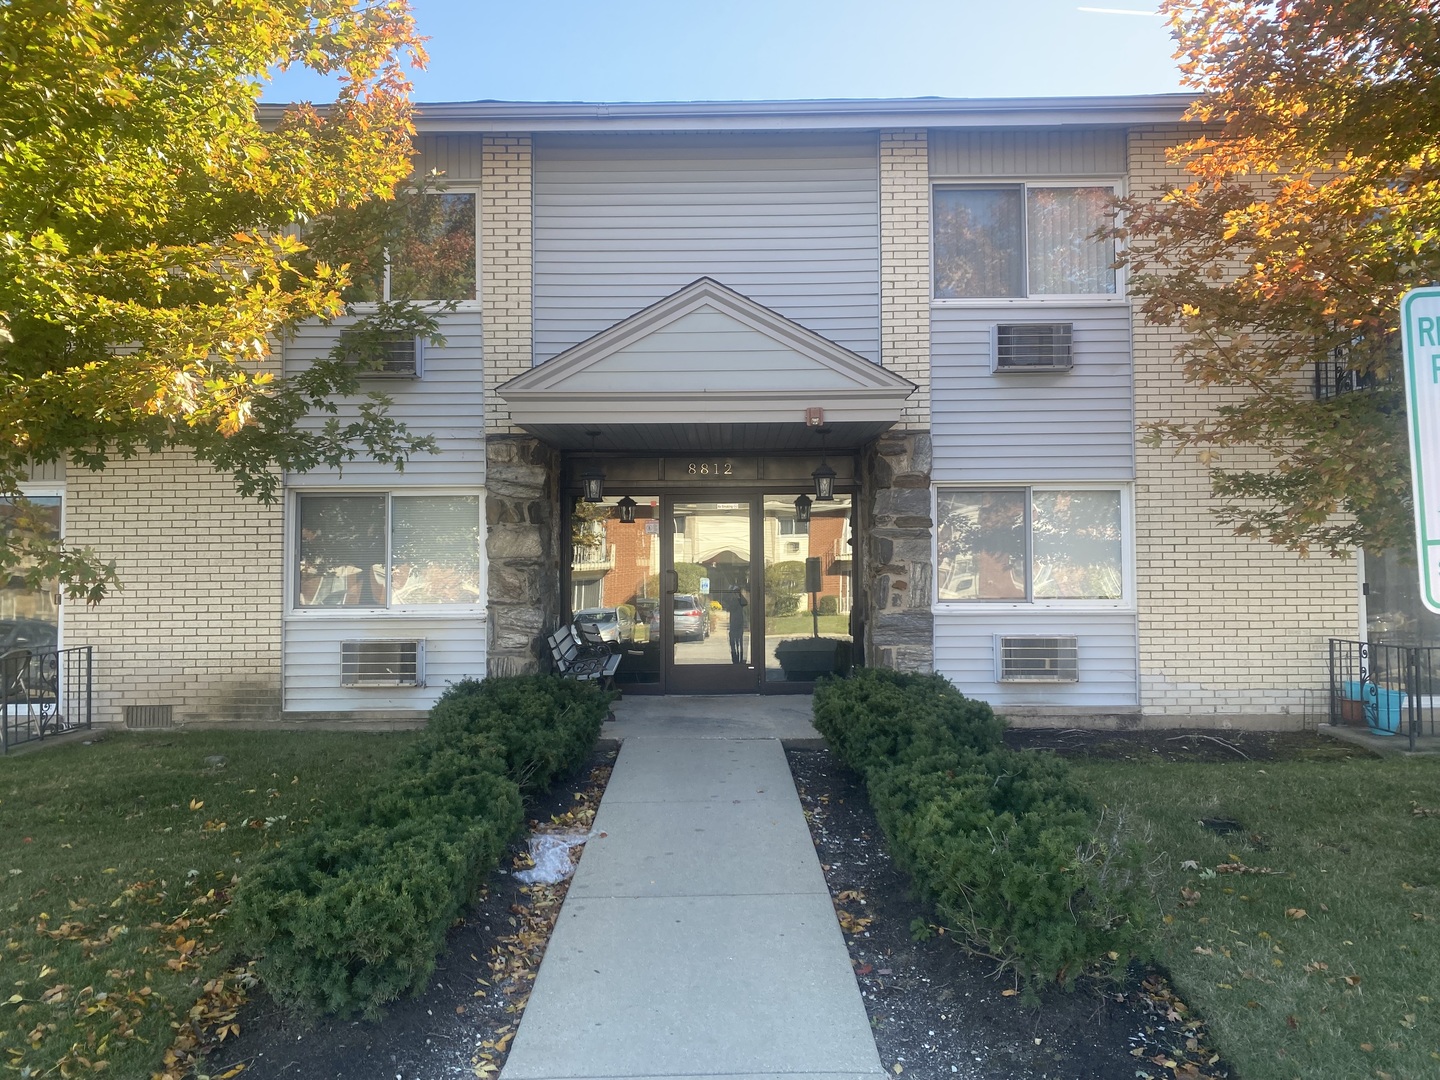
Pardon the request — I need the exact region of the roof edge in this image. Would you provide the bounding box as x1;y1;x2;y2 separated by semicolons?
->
257;94;1195;133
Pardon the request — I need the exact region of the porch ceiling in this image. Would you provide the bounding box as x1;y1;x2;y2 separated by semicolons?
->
519;420;895;454
497;278;915;453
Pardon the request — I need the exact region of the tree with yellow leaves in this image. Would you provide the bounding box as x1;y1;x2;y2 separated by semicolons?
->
1118;0;1440;555
0;0;432;599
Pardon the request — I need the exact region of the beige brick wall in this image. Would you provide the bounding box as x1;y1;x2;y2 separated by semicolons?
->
482;135;533;435
64;453;282;726
880;130;931;428
1129;125;1357;719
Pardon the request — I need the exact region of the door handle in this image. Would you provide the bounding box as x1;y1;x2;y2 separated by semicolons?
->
662;570;678;594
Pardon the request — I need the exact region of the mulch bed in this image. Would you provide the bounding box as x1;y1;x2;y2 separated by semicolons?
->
203;745;618;1080
787;739;1238;1080
203;727;1361;1080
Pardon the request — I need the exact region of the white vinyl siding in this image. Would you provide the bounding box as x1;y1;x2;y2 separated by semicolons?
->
281;309;486;712
933;610;1139;707
532;133;880;363
931;304;1134;482
283;615;484;712
929;129;1127;179
282;311;486;487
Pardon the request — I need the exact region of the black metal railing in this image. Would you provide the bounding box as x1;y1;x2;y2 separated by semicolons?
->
1328;638;1440;751
1;646;93;754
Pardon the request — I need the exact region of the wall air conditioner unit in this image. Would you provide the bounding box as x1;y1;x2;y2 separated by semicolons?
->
991;322;1074;372
347;336;425;378
995;635;1078;683
341;640;426;687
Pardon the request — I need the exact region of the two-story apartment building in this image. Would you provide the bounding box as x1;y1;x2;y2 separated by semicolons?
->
19;95;1366;728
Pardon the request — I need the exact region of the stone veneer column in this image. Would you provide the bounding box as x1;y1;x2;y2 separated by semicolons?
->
481;134;561;675
861;434;934;673
485;435;562;677
862;131;934;672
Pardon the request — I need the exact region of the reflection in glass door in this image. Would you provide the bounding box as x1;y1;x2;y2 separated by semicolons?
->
762;494;853;684
666;499;757;693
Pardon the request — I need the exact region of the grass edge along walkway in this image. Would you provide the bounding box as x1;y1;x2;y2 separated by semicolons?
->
0;729;413;1079
1073;753;1440;1080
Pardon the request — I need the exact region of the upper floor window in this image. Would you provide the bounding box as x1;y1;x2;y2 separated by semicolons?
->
346;192;477;303
933;184;1117;300
778;515;809;536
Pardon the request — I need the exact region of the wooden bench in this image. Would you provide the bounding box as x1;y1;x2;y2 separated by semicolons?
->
546;627;621;690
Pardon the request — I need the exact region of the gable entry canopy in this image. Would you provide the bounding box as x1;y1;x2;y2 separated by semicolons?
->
497;278;916;454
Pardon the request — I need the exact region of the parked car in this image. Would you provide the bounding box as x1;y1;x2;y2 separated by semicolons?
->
672;594;709;642
573;606;636;650
0;619;57;655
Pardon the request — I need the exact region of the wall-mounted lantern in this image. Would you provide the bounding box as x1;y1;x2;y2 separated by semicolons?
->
617;495;637;523
793;493;813;523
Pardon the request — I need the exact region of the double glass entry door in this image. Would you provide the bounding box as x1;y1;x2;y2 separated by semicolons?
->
567;492;854;693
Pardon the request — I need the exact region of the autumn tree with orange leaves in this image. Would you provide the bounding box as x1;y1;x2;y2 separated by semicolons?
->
1118;0;1440;556
0;1;432;599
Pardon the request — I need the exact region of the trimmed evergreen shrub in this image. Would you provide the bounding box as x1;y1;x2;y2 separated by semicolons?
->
811;671;1145;987
426;675;610;795
232;810;517;1017
232;674;611;1018
812;667;1004;773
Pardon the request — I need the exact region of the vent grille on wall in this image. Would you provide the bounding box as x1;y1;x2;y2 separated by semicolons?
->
996;636;1078;682
341;640;425;687
992;323;1074;372
124;704;174;729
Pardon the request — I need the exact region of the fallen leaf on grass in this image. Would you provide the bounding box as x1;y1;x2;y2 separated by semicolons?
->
1344;975;1362;987
1285;908;1307;920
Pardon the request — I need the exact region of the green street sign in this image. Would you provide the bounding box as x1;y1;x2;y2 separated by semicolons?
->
1402;286;1440;613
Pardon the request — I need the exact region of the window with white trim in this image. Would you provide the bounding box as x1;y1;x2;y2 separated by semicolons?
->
933;184;1118;299
936;487;1124;603
0;492;61;649
345;192;477;303
296;493;482;609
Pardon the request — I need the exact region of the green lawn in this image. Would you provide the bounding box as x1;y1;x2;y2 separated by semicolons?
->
0;730;412;1078
1073;751;1440;1080
764;614;849;638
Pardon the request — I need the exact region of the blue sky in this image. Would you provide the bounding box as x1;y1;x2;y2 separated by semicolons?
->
262;1;1185;104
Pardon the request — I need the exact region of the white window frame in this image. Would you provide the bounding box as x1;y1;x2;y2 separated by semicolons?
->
931;483;1135;612
930;179;1127;306
287;488;486;618
349;187;481;311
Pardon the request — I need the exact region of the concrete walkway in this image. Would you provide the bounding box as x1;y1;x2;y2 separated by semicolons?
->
500;698;885;1080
